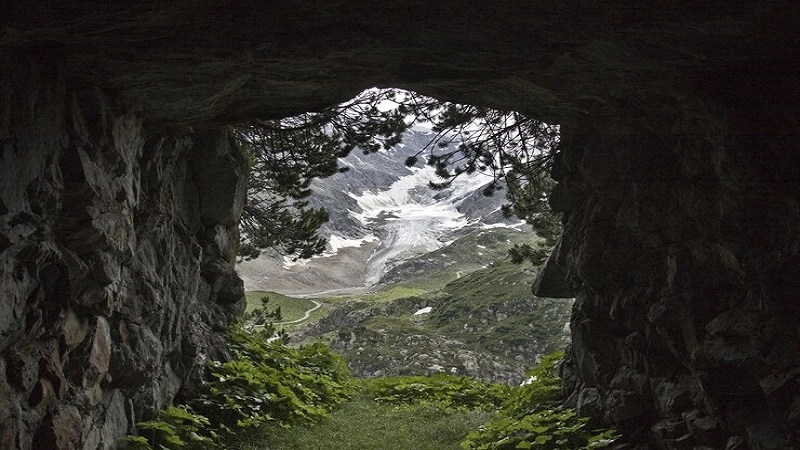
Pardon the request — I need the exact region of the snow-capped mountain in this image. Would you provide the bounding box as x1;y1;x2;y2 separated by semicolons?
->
236;128;523;293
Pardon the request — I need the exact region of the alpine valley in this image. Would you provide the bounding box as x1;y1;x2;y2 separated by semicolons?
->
236;128;573;384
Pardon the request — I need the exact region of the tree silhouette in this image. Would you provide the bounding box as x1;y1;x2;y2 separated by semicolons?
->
235;89;408;260
236;89;560;261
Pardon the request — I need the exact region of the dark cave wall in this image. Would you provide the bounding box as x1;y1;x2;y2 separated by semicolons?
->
0;56;246;449
553;106;800;448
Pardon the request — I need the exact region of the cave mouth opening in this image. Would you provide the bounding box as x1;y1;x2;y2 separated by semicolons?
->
235;86;563;286
233;87;574;388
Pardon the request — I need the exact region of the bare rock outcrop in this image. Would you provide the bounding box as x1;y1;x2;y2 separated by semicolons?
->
0;53;246;449
553;112;800;449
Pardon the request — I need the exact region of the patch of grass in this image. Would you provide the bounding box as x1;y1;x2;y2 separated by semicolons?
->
352;285;429;303
245;291;316;322
399;270;461;291
248;393;494;450
366;315;424;333
426;260;571;355
302;302;331;323
362;374;509;411
380;227;536;285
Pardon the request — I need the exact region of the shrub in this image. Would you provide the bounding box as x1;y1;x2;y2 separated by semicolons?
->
191;326;352;432
362;374;510;412
123;325;353;448
120;406;219;450
460;351;619;449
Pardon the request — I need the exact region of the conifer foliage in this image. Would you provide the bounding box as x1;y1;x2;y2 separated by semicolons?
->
235;89;561;261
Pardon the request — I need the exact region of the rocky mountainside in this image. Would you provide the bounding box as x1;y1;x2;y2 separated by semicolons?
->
244;223;572;385
292;259;573;385
309;128;510;238
237;127;520;294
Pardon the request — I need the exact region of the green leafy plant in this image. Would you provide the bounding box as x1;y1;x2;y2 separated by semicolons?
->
461;408;618;450
121;406;219;450
190;326;352;434
123;325;353;448
362;374;509;412
501;351;564;417
461;351;619;449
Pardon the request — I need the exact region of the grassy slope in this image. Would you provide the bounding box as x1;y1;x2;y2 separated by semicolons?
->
246;227;572;382
245;291;318;322
247;394;493;450
293;258;572;383
427;261;571;353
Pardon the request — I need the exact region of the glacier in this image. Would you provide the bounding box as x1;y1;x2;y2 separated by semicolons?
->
350;165;496;285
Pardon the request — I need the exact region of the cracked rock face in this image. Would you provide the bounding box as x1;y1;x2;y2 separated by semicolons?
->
1;56;245;449
553;116;800;449
2;1;800;448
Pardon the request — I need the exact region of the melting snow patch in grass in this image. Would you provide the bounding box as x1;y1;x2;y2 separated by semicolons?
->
413;306;433;315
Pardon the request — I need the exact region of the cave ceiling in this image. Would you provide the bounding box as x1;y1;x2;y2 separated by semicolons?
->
3;0;797;128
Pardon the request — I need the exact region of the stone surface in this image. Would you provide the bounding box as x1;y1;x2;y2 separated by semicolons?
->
0;55;246;448
532;239;575;298
2;1;800;448
554;116;800;448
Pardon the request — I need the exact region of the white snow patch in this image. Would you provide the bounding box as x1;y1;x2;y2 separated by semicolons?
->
280;234;377;269
480;220;527;230
349;165;492;285
327;234;378;253
413;306;433;316
282;256;311;268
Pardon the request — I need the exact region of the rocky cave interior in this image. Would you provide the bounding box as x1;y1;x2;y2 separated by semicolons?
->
1;1;800;449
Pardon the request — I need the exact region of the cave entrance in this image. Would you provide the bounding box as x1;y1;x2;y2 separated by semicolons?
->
234;87;573;385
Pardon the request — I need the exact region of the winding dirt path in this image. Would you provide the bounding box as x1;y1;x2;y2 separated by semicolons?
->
275;299;323;325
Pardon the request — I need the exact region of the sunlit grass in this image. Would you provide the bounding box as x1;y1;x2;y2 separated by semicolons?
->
315;274;456;306
352;285;428;302
245;291;317;322
245;393;494;450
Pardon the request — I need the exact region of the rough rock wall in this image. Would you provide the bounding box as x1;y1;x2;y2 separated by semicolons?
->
0;53;246;449
553;102;800;448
